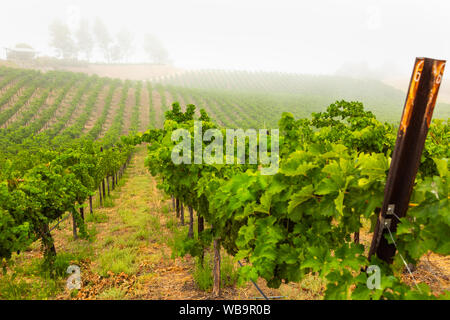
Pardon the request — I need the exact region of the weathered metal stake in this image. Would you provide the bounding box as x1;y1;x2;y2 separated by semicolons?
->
368;57;446;263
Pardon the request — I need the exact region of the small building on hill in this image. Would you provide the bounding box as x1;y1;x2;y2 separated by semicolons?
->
5;44;37;62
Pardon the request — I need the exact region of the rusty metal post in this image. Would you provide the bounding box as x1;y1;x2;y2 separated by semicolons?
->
368;57;446;263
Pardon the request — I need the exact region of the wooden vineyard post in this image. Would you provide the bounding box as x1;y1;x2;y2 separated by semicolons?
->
180;203;185;226
99;185;103;207
198;215;205;264
368;57;446;263
42;223;57;265
112;173;115;190
198;216;204;233
213;239;221;297
176;198;180;218
188;206;194;238
102;178;106;199
89;195;93;214
354;231;360;244
72;212;78;240
100;146;105;203
112;147;115;190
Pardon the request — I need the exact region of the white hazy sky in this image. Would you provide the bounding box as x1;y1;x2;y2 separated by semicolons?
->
0;0;449;75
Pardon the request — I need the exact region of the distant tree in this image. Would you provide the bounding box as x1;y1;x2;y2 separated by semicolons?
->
93;18;112;62
75;19;94;61
49;19;77;59
144;34;169;64
114;28;134;62
110;44;122;63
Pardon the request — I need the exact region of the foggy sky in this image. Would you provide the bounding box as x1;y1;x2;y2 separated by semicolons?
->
0;0;449;76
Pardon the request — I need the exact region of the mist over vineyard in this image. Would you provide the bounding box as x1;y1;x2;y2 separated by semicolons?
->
0;0;448;303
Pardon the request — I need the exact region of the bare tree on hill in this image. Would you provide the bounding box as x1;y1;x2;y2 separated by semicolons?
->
112;28;134;63
93;17;112;63
75;18;94;62
49;19;77;59
144;33;169;64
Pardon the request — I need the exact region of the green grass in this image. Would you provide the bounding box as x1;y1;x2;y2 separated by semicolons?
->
86;224;99;241
221;254;239;287
191;251;240;291
165;217;178;232
101;233;140;250
85;212;109;223
102;235;116;247
148;215;161;233
97;287;127;300
102;196;115;208
0;273;62;299
118;209;134;225
193;255;214;291
96;247;138;276
0;249;91;300
161;204;170;216
132;229;151;242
